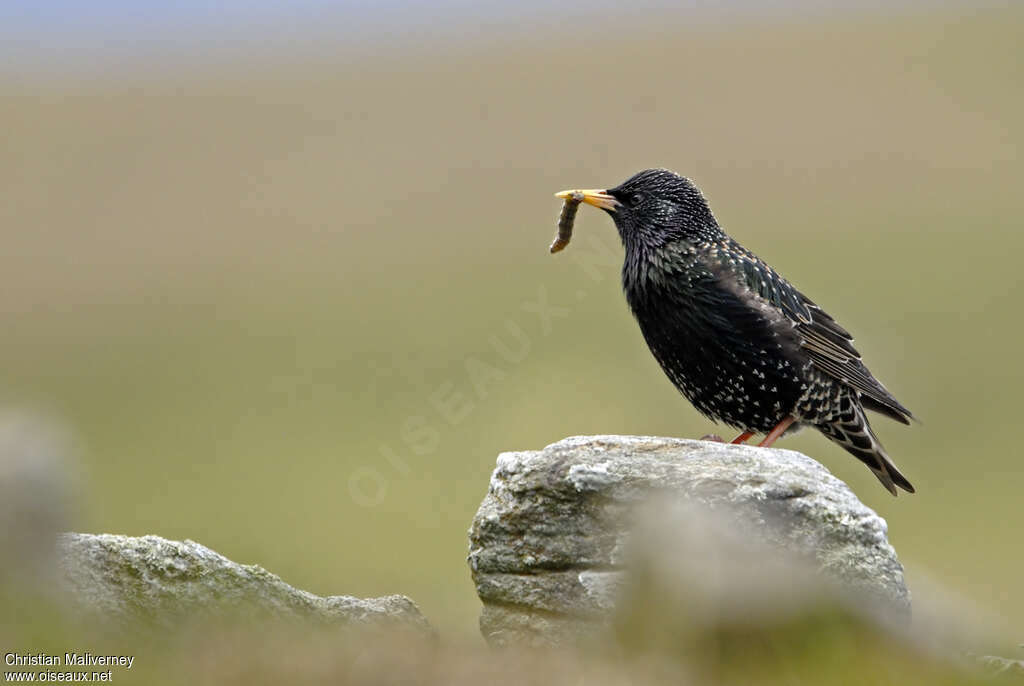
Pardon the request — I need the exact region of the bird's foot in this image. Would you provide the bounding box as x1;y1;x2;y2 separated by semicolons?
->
700;433;725;443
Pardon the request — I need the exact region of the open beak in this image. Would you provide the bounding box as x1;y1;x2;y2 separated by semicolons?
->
554;188;619;212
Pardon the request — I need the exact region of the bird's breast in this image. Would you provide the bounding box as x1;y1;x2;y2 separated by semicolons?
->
622;252;807;431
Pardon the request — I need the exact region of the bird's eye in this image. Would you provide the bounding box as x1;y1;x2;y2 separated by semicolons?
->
628;192;644;206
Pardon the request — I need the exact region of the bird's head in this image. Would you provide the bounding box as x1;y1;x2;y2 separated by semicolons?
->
556;168;721;247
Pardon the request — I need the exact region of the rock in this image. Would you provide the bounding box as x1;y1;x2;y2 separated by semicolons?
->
613;497;909;662
971;654;1024;677
58;533;431;632
468;435;910;646
0;411;77;585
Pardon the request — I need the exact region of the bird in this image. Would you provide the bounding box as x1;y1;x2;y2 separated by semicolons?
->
555;169;915;495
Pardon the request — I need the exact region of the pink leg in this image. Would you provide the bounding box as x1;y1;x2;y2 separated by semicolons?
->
757;416;796;448
730;431;755;445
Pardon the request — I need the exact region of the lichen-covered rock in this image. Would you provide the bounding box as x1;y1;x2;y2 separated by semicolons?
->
58;533;431;632
468;435;909;646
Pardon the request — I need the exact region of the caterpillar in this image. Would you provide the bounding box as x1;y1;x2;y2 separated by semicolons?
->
549;191;583;254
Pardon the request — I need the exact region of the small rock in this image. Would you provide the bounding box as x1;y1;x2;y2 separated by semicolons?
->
0;411;77;585
58;533;431;633
971;654;1024;677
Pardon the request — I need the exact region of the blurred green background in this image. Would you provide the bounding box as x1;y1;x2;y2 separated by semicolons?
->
1;3;1021;645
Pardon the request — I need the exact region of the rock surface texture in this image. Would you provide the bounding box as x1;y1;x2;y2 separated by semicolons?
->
58;533;430;632
468;435;910;646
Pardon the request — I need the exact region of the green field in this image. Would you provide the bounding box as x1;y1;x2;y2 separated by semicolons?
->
2;5;1022;651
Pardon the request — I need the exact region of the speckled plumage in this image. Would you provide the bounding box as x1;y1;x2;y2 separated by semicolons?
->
592;169;914;495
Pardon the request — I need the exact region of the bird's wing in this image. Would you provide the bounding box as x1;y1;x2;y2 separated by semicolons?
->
707;240;914;424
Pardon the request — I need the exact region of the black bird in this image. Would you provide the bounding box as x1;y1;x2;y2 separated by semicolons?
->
555;169;915;495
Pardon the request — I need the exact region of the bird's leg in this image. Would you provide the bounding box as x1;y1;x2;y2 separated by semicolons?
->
757;416;796;448
730;431;755;444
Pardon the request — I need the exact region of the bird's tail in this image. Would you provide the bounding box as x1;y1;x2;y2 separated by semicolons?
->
817;403;915;496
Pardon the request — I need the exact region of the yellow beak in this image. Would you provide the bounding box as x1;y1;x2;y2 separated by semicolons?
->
554;188;619;212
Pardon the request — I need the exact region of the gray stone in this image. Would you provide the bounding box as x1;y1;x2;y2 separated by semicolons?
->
58;533;431;632
0;411;77;585
971;654;1024;677
468;435;910;646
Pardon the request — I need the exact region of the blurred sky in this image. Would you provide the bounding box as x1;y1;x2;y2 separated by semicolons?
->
1;0;975;78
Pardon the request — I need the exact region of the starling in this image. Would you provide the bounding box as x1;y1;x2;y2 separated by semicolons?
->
555;169;915;495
